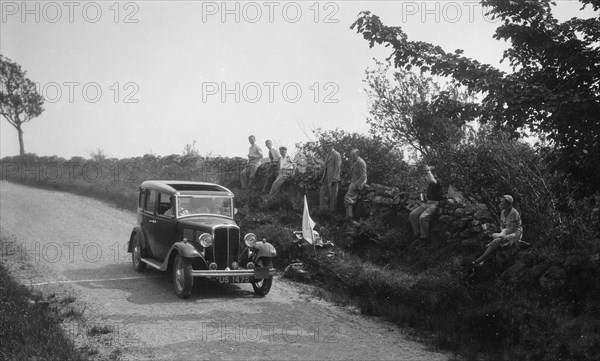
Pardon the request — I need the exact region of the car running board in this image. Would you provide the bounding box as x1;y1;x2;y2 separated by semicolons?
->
141;257;167;271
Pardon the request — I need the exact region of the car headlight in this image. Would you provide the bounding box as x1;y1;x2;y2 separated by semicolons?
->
244;233;257;248
198;233;214;248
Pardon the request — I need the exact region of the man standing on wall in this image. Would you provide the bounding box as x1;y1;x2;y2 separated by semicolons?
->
319;141;342;211
240;135;263;189
262;139;281;193
344;149;367;219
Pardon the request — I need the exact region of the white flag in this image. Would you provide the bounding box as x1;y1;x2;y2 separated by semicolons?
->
302;195;316;244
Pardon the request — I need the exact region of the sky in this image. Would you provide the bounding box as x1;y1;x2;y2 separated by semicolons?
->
0;0;596;159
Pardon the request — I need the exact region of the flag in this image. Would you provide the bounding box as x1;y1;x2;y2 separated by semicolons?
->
302;195;316;244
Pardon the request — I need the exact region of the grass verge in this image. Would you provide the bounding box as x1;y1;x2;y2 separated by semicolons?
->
0;260;87;361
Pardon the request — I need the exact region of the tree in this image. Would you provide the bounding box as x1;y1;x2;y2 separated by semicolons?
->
364;60;479;161
0;55;45;155
351;0;600;195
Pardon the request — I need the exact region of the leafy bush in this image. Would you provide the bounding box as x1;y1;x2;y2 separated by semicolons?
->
427;128;558;243
295;128;408;190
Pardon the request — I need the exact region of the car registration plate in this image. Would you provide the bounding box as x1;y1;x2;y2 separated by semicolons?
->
217;276;250;284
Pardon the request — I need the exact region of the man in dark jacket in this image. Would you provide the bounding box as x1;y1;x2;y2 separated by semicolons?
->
409;165;444;241
319;142;342;211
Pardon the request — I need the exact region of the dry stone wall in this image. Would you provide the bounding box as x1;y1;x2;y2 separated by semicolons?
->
358;183;497;245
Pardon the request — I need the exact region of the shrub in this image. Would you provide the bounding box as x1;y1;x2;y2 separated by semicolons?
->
429;129;560;244
295;129;408;190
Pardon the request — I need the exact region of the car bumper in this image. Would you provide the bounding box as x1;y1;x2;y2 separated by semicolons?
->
191;268;275;278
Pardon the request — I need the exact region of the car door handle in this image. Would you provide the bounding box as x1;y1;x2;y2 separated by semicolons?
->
149;219;157;223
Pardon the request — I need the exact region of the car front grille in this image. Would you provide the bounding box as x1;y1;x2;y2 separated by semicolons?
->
212;226;240;270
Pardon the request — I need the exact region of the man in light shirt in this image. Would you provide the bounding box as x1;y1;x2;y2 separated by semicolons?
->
240;135;263;189
344;149;367;219
268;146;295;196
262;139;281;193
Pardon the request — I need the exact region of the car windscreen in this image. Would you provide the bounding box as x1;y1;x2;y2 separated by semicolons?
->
176;196;232;217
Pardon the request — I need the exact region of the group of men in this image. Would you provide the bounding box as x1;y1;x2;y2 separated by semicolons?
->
240;135;295;196
240;135;522;263
239;136;368;219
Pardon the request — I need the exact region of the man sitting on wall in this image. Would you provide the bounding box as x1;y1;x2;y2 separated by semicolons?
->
409;165;444;242
269;146;295;196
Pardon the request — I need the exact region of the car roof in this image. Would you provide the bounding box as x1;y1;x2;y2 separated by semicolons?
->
140;180;234;196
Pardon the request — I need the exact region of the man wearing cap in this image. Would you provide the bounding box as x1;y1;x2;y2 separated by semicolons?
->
472;194;523;266
262;139;281;193
319;142;342;211
240;135;263;189
268;146;295;196
344;149;367;219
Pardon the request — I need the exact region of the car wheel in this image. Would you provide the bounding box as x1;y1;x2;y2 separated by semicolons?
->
173;254;193;299
131;234;146;273
252;258;273;297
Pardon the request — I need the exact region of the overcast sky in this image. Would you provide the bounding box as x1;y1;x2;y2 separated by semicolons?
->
0;1;595;159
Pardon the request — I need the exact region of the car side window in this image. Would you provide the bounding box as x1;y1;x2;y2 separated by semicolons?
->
144;189;156;214
138;189;146;210
157;192;173;217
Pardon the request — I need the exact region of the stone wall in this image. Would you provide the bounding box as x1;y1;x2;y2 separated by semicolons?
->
358;183;497;245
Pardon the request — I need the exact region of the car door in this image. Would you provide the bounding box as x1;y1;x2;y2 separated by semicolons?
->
141;188;159;258
154;192;178;259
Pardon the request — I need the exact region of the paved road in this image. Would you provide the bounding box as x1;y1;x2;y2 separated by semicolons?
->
0;181;449;361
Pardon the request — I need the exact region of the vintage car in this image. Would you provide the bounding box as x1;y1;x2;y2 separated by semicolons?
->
127;180;276;298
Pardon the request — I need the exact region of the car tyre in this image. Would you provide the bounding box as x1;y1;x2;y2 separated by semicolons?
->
131;234;146;273
173;254;193;299
252;258;273;297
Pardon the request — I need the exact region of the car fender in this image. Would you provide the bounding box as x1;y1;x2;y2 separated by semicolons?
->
170;242;204;258
253;241;277;259
161;242;207;271
128;226;147;254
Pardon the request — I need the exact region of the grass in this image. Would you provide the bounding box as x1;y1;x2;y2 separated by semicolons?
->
2;156;599;361
244;193;600;361
0;260;87;361
0;233;122;360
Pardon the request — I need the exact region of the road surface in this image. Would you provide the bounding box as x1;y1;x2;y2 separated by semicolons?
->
0;181;449;361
